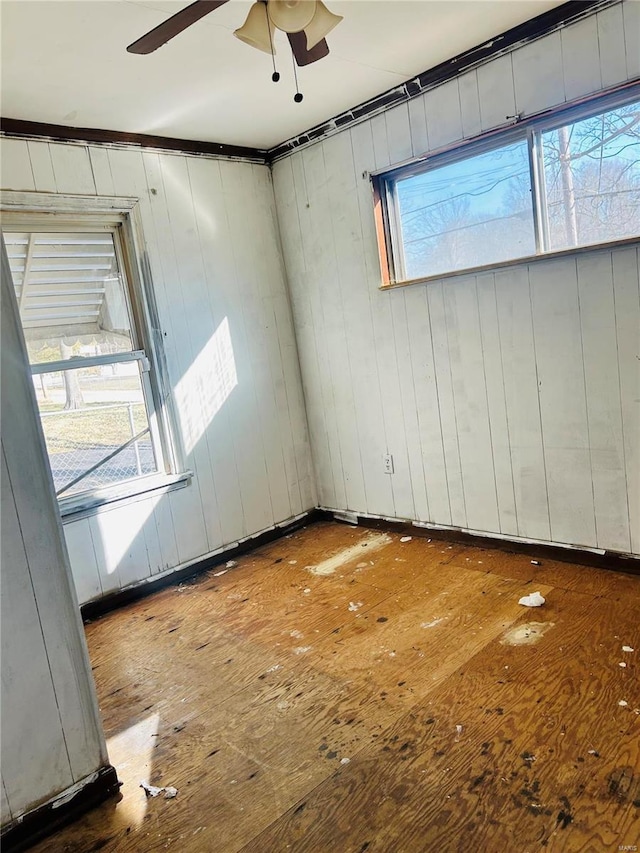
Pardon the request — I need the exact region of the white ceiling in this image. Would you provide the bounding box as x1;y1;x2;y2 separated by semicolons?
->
1;0;563;150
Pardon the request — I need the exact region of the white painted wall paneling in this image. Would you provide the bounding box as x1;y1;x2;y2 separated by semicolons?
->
272;2;639;554
1;138;315;603
1;237;107;822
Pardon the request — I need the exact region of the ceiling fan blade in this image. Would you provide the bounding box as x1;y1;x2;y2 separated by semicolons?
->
287;31;329;67
127;0;230;54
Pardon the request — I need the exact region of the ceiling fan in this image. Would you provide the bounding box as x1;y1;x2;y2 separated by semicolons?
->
127;0;343;100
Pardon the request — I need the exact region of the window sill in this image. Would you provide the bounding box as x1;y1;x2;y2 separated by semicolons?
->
59;471;193;522
379;238;640;291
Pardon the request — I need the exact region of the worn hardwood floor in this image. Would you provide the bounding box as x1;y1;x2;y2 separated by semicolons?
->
31;521;639;853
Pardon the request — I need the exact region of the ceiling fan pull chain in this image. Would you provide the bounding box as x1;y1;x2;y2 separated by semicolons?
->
267;3;280;82
291;48;303;103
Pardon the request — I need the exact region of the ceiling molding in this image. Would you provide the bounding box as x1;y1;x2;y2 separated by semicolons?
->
267;0;617;161
0;118;268;164
0;0;617;167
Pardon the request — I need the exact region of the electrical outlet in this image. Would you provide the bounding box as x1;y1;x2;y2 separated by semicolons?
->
383;453;394;474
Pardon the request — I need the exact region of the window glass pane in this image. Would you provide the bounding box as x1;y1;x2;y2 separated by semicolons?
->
541;101;640;251
4;230;134;365
33;361;158;496
395;139;535;279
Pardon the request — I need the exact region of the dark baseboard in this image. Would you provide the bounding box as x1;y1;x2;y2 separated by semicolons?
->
81;509;324;621
80;505;638;622
1;765;120;853
327;511;639;576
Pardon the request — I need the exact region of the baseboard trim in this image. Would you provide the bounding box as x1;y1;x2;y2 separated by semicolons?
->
81;508;324;621
1;765;120;853
80;505;638;622
324;509;639;576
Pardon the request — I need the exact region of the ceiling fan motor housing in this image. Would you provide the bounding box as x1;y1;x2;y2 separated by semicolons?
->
268;0;317;34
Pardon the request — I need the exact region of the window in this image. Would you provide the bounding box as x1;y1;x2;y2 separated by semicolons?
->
374;89;640;285
395;138;535;280
539;102;640;251
2;199;186;514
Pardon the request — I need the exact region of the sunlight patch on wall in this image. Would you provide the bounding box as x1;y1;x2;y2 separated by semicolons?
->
175;316;238;457
95;493;159;576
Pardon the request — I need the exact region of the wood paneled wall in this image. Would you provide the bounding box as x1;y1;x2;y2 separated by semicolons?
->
0;141;315;604
1;237;107;823
272;0;640;556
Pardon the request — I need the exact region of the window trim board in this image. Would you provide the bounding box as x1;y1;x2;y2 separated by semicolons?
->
377;234;640;292
29;349;149;374
59;470;193;521
1;190;187;511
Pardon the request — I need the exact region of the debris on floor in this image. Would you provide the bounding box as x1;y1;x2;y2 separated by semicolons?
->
518;591;545;607
400;536;412;543
501;622;555;646
530;560;541;566
308;533;391;576
619;662;627;668
226;560;237;569
348;601;363;612
622;645;634;653
421;617;444;629
212;569;227;577
618;700;628;707
140;781;178;799
340;757;351;765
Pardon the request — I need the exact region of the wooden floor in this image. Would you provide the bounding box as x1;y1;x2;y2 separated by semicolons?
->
32;521;639;853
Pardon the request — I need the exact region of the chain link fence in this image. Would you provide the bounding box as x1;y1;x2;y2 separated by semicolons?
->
40;402;157;496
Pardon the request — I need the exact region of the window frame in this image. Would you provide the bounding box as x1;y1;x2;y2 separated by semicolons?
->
372;83;640;288
1;191;191;518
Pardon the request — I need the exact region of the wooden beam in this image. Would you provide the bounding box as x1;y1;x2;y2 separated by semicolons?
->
0;119;268;164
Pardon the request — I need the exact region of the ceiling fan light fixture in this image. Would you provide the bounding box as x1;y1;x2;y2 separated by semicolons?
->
268;0;317;34
304;1;342;50
234;2;275;54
